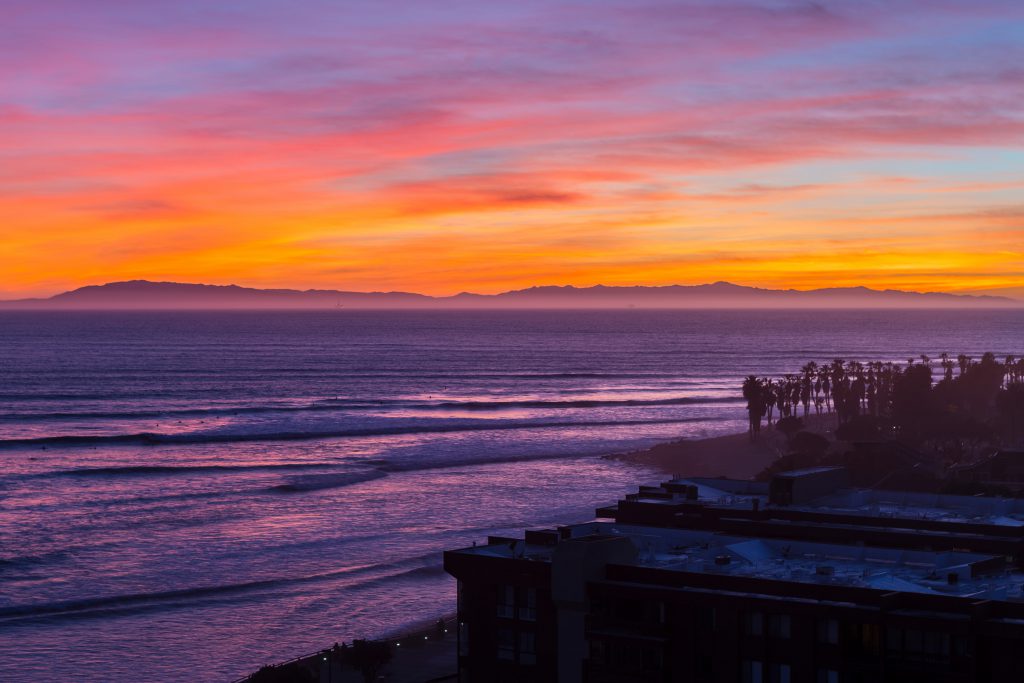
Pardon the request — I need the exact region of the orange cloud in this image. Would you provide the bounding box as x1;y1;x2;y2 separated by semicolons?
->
2;0;1023;298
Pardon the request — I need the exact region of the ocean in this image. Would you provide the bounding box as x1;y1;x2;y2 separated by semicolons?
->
1;309;1022;681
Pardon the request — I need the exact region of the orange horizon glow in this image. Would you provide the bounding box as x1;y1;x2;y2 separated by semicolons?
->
2;1;1023;300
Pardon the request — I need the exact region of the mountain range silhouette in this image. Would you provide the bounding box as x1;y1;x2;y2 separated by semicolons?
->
1;280;1019;309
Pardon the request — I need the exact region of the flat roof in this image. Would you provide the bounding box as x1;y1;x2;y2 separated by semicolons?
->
450;521;1024;602
773;466;846;479
647;477;1024;527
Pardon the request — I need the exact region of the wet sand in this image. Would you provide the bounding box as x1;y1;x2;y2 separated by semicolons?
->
609;413;838;479
607;428;786;479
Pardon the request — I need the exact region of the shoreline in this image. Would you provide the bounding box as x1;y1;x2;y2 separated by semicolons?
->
609;413;839;479
243;423;802;679
606;426;787;480
239;615;459;682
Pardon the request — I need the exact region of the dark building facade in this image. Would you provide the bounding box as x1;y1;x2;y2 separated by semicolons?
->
444;469;1024;682
951;450;1024;493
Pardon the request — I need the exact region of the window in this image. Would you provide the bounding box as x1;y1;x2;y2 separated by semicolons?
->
885;627;902;652
497;585;514;618
922;632;950;658
816;669;839;683
817;619;839;644
952;635;973;658
744;612;764;636
768;663;791;683
641;647;663;673
519;631;536;665
518;587;537;621
696;654;714;678
894;629;950;660
841;622;880;656
497;628;515;660
857;624;881;656
741;659;763;683
698;606;717;631
617;598;645;622
617;643;642;669
768;614;791;639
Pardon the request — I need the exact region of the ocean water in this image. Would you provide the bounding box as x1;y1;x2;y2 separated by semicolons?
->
1;309;1022;681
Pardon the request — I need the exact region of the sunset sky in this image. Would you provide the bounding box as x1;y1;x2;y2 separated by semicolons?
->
2;0;1023;298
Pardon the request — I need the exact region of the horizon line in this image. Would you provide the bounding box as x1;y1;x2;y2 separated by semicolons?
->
2;278;1021;308
5;277;1024;298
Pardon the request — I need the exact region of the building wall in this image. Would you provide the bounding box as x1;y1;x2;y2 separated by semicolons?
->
445;551;557;683
586;565;1024;683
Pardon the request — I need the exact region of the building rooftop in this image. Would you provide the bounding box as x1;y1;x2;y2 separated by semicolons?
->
451;521;1024;602
773;466;845;479
621;470;1024;528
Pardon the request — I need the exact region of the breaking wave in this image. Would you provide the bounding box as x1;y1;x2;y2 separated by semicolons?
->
0;394;737;422
0;415;722;450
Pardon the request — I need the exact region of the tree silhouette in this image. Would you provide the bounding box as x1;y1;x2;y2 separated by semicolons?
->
745;352;1023;456
247;663;317;683
344;639;392;683
742;376;769;441
775;416;804;445
998;383;1024;446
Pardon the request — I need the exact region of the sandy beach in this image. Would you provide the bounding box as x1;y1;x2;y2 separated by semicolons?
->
608;427;788;479
610;412;844;479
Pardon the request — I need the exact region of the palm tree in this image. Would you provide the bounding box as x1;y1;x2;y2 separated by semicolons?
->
800;362;817;418
821;366;833;414
940;353;954;383
742;375;767;441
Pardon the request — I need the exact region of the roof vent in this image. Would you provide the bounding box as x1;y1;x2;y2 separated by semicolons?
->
816;565;835;577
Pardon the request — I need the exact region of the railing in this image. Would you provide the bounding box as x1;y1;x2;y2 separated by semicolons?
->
230;615;458;683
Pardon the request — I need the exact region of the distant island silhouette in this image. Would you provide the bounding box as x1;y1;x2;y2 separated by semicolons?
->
1;280;1020;310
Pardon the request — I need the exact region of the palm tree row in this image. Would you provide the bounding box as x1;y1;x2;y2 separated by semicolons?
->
742;353;1024;444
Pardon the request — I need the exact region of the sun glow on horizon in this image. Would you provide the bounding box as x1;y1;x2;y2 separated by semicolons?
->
2;0;1023;299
